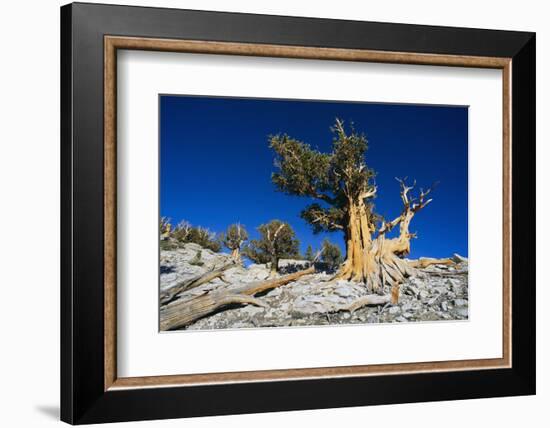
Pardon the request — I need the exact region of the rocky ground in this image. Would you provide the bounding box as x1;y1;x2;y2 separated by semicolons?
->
160;242;468;331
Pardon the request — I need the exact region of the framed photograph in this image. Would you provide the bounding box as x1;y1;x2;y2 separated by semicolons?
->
61;2;535;424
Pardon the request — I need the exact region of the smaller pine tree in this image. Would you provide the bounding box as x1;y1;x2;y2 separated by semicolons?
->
243;220;300;273
321;239;342;272
168;220;222;252
304;245;314;262
222;223;248;263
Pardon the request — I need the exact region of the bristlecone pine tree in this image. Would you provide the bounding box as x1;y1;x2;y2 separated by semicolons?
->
244;220;300;274
222;223;249;263
270;118;453;300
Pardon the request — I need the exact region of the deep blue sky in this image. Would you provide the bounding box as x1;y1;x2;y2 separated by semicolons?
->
160;95;468;259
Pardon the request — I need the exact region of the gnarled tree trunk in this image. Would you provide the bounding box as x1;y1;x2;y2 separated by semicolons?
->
337;197;378;286
335;179;454;302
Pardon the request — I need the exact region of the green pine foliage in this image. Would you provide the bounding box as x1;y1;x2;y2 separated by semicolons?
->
304;245;314;262
243;220;300;271
269;118;378;234
221;223;249;252
321;239;342;272
161;219;222;252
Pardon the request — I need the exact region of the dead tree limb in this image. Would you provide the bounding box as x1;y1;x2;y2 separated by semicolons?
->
160;261;236;305
160;266;314;330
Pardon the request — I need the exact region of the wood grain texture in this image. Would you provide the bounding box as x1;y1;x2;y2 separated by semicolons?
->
104;37;117;391
103;35;512;390
502;62;512;367
106;36;510;68
111;357;508;389
160;266;315;330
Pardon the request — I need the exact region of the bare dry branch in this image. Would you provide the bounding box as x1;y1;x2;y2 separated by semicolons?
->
160;261;236;305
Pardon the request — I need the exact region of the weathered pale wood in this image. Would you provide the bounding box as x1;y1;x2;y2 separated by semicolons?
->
424;270;468;278
160;262;236;305
333;177;456;300
334;294;392;312
161;266;314;330
408;257;456;269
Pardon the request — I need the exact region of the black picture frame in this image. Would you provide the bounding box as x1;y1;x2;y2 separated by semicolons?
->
61;2;535;424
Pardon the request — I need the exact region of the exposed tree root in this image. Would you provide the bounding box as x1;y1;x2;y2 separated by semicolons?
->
408;257;456;269
160;266;315;330
333;294;392;312
424;270;467;277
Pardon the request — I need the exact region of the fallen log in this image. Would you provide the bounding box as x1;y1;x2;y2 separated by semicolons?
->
160;261;236;305
160;266;314;330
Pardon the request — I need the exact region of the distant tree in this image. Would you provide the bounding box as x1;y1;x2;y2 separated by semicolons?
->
168;219;221;252
222;223;248;263
244;220;300;273
321;239;342;272
160;217;172;240
172;220;192;242
304;245;314;262
189;227;222;252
